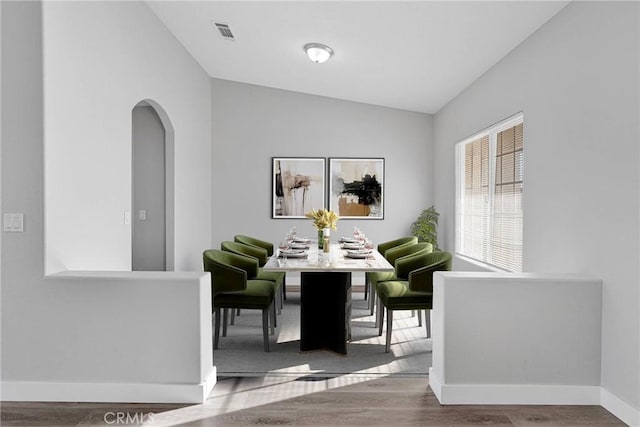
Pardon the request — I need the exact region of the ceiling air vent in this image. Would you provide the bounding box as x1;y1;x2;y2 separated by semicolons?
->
212;22;235;41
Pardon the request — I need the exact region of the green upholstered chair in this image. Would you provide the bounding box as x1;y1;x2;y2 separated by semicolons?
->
221;241;285;316
234;235;286;300
203;249;276;352
367;242;433;318
376;251;452;352
378;236;419;259
222;240;269;263
364;236;419;305
234;235;274;256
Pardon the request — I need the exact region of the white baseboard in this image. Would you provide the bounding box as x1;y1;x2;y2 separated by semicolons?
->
430;367;604;405
1;367;217;404
428;367;444;402
601;387;640;427
429;367;638;426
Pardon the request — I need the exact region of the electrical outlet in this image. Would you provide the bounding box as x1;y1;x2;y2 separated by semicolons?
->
3;213;24;232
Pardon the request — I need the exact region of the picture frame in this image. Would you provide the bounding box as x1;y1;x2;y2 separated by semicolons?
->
272;157;326;218
329;158;384;219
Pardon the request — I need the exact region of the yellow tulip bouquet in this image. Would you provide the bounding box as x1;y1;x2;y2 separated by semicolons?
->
305;208;339;231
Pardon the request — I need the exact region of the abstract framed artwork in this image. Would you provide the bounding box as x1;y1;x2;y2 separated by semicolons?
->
272;157;326;218
329;158;384;219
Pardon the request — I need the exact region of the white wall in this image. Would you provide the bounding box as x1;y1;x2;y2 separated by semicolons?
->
2;271;215;403
1;1;214;402
1;0;47;387
43;1;211;273
433;0;639;418
211;79;433;249
431;272;602;405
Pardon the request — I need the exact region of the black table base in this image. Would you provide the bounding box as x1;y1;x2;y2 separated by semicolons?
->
300;272;352;355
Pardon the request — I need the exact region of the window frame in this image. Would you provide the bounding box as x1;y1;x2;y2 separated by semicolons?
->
455;112;524;272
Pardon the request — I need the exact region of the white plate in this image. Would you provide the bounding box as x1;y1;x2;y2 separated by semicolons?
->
342;243;364;250
293;238;311;244
348;249;372;255
345;252;369;259
279;250;308;258
345;249;372;259
290;243;310;249
340;237;360;243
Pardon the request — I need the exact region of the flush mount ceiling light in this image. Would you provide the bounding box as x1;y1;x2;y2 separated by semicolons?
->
304;43;334;64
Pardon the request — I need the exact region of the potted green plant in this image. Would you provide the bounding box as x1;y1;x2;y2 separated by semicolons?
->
411;205;439;250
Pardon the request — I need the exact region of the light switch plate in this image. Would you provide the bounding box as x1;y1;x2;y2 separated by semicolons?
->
124;211;131;225
138;210;146;221
4;213;24;232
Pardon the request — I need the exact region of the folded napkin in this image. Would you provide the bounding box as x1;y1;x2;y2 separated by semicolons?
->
277;249;308;259
347;249;372;255
341;242;364;250
277;254;308;259
345;249;372;259
289;243;310;250
339;237;360;243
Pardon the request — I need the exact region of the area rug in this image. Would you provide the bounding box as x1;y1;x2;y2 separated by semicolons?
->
213;291;432;377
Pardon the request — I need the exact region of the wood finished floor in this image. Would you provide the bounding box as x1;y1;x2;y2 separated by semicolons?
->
1;376;624;426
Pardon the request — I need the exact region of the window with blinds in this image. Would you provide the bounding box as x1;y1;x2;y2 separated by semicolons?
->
456;114;524;272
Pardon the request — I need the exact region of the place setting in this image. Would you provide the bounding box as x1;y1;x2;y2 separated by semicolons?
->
340;227;364;248
341;241;364;250
278;227;310;261
289;238;311;250
341;227;375;259
278;250;308;260
344;249;373;259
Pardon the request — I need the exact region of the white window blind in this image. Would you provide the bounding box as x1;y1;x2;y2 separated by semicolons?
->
456;114;524;272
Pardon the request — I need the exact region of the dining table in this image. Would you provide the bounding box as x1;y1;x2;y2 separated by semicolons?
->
262;238;394;355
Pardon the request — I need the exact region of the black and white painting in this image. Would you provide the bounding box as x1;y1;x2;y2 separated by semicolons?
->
329;158;384;219
272;157;326;218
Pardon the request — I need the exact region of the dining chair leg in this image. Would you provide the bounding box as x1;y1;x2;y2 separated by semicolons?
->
377;298;384;336
376;295;383;331
426;309;431;338
277;287;282;315
283;275;287;301
262;308;270;352
418;309;422;327
214;308;221;349
369;285;376;315
364;274;369;300
222;308;229;337
270;303;276;335
230;308;235;325
385;309;393;353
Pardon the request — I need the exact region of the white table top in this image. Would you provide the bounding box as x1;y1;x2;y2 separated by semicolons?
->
263;242;394;273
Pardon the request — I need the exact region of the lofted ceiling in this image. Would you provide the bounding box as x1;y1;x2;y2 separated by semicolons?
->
147;1;569;114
